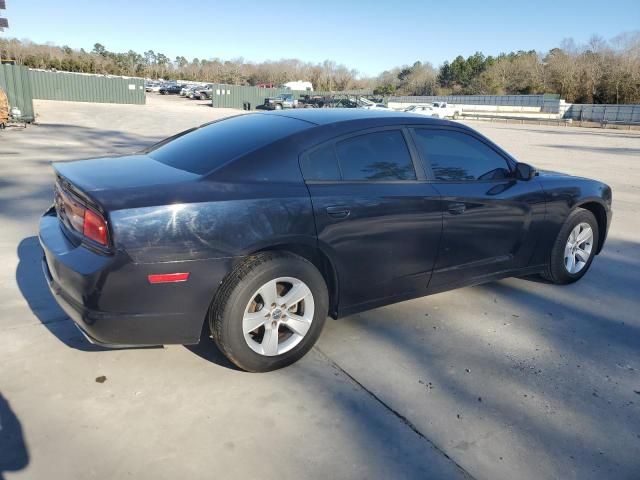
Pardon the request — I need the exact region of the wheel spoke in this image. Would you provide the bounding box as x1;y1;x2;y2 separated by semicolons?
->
257;279;278;307
261;326;279;356
243;311;267;334
569;228;578;243
281;282;311;309
564;243;573;258
566;253;575;273
575;226;592;245
575;248;590;262
285;313;311;337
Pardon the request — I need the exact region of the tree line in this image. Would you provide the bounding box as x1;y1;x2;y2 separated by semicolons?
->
1;32;639;103
376;33;640;104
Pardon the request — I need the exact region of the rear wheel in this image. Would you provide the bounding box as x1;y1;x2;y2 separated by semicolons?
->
274;103;283;110
209;251;328;372
542;208;599;284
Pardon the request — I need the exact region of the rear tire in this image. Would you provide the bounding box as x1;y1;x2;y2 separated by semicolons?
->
275;104;283;110
542;208;599;284
209;251;329;372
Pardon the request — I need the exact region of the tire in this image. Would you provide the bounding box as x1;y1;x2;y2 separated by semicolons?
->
274;104;283;110
453;112;459;120
209;251;329;372
542;208;599;284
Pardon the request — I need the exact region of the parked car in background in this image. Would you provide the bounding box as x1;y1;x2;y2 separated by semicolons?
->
357;97;391;110
404;104;435;115
263;93;297;110
145;82;162;92
180;85;196;96
430;102;462;119
194;84;213;100
39;109;611;372
184;86;201;99
159;84;184;95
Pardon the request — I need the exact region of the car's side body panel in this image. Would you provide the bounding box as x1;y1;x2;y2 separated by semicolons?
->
307;181;443;312
427;178;547;289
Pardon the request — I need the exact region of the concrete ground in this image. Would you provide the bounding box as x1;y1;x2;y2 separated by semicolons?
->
1;94;639;480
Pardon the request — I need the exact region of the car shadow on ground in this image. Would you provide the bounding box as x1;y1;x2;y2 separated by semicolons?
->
184;323;242;371
0;393;29;480
320;237;640;478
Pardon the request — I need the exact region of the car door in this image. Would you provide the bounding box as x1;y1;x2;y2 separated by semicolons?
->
410;126;546;289
300;127;442;313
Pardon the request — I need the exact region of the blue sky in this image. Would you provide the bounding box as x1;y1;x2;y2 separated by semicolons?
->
3;0;639;76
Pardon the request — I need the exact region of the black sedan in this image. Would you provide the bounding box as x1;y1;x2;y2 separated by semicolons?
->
159;84;183;95
39;110;612;371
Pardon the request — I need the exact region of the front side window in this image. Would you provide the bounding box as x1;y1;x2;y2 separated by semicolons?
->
335;130;416;181
413;129;511;181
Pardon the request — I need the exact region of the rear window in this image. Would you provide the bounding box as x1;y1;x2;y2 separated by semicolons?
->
146;114;312;174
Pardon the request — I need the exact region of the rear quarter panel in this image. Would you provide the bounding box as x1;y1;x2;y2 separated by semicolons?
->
109;182;316;263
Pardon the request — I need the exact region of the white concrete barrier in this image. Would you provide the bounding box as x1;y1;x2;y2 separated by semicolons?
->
388;102;562;119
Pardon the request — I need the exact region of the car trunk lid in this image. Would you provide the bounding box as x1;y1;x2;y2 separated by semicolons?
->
53;154;199;193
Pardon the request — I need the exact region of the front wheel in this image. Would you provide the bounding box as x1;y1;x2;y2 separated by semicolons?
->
209;251;329;372
542;208;599;284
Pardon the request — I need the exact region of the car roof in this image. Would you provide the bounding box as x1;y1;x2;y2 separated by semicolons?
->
261;108;452;127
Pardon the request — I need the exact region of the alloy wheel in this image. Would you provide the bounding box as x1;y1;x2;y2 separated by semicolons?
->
564;222;594;274
243;277;314;356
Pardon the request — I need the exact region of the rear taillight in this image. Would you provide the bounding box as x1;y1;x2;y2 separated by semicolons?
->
55;180;109;247
83;209;108;246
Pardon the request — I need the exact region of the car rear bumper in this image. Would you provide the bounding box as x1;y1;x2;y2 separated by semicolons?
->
39;210;232;347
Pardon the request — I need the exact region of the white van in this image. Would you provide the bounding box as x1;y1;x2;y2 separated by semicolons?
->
282;81;314;91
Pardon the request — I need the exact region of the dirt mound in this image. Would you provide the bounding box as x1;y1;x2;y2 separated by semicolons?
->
0;87;8;127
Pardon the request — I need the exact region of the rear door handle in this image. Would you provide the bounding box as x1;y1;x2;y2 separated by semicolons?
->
448;202;466;215
326;206;350;219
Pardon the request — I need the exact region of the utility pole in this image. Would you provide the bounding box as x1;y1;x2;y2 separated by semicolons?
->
0;0;8;32
0;0;9;64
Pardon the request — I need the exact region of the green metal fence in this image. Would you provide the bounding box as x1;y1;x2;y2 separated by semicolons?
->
29;70;146;104
0;64;35;122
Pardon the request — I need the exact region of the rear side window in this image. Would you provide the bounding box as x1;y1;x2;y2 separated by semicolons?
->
335;130;416;181
146;114;312;174
413;129;511;181
300;143;340;180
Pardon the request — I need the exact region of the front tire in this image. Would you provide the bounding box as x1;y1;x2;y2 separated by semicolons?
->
209;251;329;372
542;208;599;284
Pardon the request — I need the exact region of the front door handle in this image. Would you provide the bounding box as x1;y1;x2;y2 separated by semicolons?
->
448;202;466;215
326;206;350;219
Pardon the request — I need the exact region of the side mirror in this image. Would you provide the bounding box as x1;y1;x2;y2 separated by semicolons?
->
515;162;537;181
